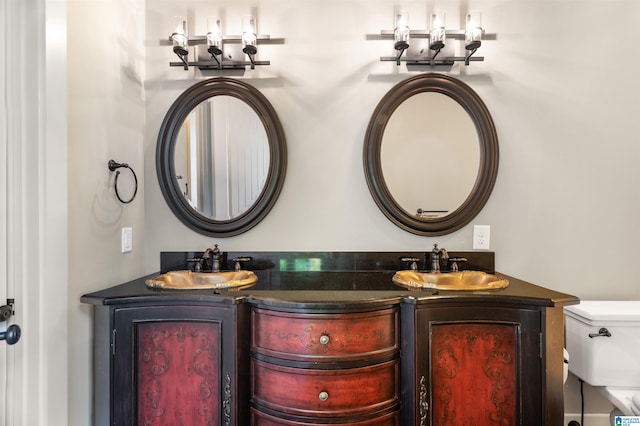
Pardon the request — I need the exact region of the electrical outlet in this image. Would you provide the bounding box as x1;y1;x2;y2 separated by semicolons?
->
473;225;490;250
121;227;133;253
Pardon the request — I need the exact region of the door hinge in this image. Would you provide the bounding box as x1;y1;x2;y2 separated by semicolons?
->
111;329;116;355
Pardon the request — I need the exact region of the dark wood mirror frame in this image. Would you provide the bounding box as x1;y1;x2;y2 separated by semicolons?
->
363;73;499;236
157;77;287;237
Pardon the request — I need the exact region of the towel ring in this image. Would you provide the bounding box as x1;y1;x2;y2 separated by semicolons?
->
108;160;138;204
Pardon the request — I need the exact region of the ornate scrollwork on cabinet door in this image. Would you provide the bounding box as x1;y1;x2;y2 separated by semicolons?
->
419;375;429;426
223;372;231;426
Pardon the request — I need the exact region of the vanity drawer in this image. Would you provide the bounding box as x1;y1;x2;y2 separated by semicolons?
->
251;358;400;418
250;407;400;425
251;308;399;361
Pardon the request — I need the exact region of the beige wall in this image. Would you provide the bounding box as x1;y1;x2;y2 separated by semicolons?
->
67;0;146;424
67;0;640;424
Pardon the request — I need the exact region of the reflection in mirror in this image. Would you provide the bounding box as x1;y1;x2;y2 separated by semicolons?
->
174;96;269;220
363;73;498;236
381;92;479;218
157;77;287;237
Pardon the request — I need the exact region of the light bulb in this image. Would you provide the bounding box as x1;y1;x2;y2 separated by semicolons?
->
393;13;410;51
465;11;482;50
242;15;257;55
171;17;188;55
429;11;445;51
207;18;223;56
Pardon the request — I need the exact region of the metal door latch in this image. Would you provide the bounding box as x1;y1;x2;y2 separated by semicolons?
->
0;299;20;345
0;299;15;322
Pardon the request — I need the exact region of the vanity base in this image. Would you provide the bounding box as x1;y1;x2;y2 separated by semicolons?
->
82;252;578;426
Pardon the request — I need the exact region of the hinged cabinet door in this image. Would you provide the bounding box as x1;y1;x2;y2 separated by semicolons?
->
415;305;542;426
112;304;244;426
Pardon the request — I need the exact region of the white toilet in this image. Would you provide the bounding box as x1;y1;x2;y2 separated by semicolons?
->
565;301;640;416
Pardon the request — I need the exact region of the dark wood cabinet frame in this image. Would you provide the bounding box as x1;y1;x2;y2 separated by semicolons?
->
363;73;499;236
156;77;287;237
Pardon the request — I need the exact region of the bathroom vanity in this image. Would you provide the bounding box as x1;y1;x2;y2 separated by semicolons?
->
82;252;578;426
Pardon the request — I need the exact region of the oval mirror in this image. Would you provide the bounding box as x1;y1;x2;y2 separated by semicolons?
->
363;73;498;236
157;77;287;236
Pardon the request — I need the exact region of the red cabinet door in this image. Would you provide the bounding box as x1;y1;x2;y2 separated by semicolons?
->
410;305;542;426
430;322;518;425
112;304;246;426
136;320;222;425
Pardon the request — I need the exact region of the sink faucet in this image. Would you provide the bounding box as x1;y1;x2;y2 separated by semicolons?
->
429;244;448;272
203;244;222;272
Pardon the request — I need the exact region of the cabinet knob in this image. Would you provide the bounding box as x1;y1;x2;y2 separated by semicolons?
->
318;391;329;401
319;334;330;345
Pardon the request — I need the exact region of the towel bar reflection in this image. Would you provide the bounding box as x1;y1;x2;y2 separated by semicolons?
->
108;160;138;204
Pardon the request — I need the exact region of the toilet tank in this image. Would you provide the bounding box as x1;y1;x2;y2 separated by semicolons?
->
564;301;640;387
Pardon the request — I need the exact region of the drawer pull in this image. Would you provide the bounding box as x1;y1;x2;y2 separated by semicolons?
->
319;334;330;345
318;391;329;401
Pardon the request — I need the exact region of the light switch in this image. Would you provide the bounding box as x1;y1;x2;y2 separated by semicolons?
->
121;227;133;253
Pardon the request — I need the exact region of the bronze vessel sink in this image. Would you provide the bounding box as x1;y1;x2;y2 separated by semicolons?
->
392;270;508;291
145;270;258;290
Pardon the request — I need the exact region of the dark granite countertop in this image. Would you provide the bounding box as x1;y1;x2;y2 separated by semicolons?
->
81;251;578;310
81;269;579;311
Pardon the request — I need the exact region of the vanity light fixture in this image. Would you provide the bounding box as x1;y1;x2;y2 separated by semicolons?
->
241;15;259;69
378;10;489;67
429;11;446;54
168;15;275;71
171;17;189;69
206;17;223;66
393;13;410;65
465;11;482;65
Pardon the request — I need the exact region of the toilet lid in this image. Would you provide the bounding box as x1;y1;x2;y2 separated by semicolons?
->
565;301;640;324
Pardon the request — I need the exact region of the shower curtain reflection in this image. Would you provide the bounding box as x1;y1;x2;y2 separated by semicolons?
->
175;95;269;220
